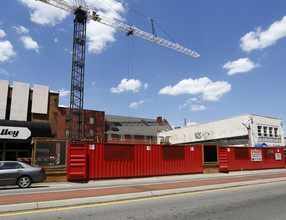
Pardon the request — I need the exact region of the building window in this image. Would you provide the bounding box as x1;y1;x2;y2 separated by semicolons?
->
152;136;157;142
257;126;262;136
274;128;278;137
108;133;112;140
269;127;273;137
263;126;268;137
89;129;94;137
118;134;125;141
131;135;134;141
144;136;147;142
65;116;70;123
65;128;69;137
89;117;94;125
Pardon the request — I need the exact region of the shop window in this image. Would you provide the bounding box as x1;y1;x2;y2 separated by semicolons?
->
144;136;147;142
257;126;262;136
35;141;67;167
89;117;94;125
131;135;134;141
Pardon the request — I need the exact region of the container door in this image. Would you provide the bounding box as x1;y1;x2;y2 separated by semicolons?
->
218;147;229;173
67;142;88;181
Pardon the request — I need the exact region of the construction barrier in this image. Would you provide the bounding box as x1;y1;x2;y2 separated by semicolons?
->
67;143;285;181
218;146;285;172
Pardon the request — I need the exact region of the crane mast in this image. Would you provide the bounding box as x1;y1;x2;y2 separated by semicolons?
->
35;0;200;141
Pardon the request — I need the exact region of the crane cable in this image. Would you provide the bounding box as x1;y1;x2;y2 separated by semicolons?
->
124;4;177;44
127;35;134;132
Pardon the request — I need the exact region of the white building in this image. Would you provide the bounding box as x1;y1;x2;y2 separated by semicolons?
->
158;114;285;147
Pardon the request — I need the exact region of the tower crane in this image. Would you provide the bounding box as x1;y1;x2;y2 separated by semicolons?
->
35;0;200;141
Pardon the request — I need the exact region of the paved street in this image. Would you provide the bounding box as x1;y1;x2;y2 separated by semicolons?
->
1;180;286;220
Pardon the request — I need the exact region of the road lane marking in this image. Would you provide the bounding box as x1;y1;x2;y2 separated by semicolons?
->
1;180;286;217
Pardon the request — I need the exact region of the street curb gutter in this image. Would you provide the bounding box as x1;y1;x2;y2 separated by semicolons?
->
1;177;286;213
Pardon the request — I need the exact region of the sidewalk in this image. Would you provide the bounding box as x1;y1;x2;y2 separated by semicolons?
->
1;169;286;213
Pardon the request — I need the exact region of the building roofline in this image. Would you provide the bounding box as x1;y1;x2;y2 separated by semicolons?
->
177;113;282;131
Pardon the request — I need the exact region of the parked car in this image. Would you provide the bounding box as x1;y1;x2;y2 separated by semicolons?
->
0;161;46;188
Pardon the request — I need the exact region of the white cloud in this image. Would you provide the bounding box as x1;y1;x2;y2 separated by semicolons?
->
20;0;125;53
59;89;70;97
0;68;10;76
91;81;96;85
19;0;70;26
129;99;152;109
13;25;29;35
240;16;286;53
178;98;197;110
159;77;231;101
130;100;145;109
85;0;125;53
0;40;17;62
144;83;149;90
0;29;6;38
223;58;260;75
20;36;40;53
191;105;206;111
54;38;58;43
111;78;146;93
87;21;117;54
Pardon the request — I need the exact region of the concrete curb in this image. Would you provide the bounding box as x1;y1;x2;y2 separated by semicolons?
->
1;177;286;213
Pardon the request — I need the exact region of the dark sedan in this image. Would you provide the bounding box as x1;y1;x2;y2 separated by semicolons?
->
0;161;46;188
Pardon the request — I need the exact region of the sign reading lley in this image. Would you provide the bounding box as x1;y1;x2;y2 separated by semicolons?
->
0;126;31;140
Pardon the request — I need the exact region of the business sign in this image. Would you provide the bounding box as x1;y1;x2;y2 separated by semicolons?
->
275;153;282;161
0;126;31;140
251;149;262;162
89;144;95;150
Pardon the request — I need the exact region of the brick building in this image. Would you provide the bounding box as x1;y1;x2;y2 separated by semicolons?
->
57;107;172;144
57;107;105;142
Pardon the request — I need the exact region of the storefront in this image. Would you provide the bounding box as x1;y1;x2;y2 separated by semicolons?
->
0;120;53;163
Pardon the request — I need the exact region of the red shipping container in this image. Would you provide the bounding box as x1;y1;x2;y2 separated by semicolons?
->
86;143;204;180
218;146;285;172
67;143;285;181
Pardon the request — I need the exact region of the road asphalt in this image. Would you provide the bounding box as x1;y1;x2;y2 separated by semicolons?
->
1;168;286;213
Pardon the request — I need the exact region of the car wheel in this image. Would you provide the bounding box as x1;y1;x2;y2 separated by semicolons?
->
17;176;32;188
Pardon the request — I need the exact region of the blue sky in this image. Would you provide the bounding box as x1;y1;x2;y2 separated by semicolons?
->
1;0;286;129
